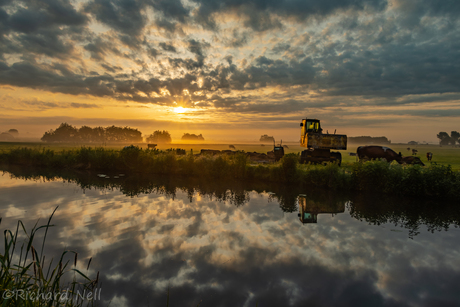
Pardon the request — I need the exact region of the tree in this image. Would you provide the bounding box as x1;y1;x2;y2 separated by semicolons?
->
451;131;460;145
104;126;142;143
41;123;78;142
8;129;19;137
77;126;96;142
260;135;275;142
181;133;204;141
147;130;172;144
42;124;143;143
0;132;14;141
437;132;452;146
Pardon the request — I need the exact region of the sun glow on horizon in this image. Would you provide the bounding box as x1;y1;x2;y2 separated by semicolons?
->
173;106;187;113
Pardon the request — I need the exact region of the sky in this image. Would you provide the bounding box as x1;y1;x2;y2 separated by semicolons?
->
0;0;459;143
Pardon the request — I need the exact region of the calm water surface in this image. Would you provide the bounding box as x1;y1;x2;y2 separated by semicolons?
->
1;170;460;307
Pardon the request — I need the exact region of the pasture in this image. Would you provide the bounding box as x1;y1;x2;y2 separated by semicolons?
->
1;141;459;170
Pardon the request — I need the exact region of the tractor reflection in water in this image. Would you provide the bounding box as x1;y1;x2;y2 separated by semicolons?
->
297;194;345;224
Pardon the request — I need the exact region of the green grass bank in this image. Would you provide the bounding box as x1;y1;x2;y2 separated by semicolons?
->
1;146;459;200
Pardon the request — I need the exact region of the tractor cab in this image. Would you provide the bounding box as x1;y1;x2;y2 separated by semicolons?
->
300;119;322;135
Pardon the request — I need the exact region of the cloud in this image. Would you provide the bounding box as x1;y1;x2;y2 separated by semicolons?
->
8;0;88;33
159;42;177;52
0;0;459;120
84;0;146;36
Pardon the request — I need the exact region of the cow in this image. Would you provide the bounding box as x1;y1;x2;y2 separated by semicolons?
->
407;147;411;151
357;146;402;163
401;156;425;166
229;145;236;149
426;152;433;161
412;149;418;155
147;143;157;149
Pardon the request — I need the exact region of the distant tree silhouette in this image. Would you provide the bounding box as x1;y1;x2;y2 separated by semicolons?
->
0;132;14;141
147;130;172;144
41;123;142;143
8;129;19;137
105;126;142;142
437;132;452;145
181;133;204;141
259;134;275;142
41;123;78;142
451;131;460;145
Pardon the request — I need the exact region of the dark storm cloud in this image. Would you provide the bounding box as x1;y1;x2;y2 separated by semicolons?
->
100;63;123;72
316;37;460;98
159;42;177;52
17;29;74;58
8;0;87;33
271;42;291;54
187;39;209;68
0;8;10;37
238;56;317;88
152;0;189;22
84;0;190;36
0;0;13;6
84;37;121;61
193;0;386;30
226;29;249;47
0;0;87;58
0;61;116;96
85;0;146;36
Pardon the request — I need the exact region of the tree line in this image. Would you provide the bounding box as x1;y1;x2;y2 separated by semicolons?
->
437;131;460;146
41;123;204;144
41;123;143;143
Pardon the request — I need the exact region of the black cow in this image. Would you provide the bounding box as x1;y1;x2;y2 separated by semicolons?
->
401;156;425;166
357;146;402;163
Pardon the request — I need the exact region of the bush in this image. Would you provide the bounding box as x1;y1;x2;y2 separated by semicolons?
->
279;153;299;182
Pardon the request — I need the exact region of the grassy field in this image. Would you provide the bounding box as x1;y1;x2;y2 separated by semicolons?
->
1;144;459;200
1;141;459;169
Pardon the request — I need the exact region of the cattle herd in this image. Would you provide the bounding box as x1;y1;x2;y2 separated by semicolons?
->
356;146;430;165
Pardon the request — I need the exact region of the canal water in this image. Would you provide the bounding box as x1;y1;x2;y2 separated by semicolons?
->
1;169;460;307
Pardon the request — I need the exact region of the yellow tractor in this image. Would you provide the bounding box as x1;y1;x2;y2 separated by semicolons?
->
300;118;347;165
297;194;345;224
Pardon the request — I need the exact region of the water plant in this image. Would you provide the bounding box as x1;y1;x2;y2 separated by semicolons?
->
0;207;99;307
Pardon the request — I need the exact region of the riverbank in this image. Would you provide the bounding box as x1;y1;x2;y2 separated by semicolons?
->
1;146;459;201
1;141;459;169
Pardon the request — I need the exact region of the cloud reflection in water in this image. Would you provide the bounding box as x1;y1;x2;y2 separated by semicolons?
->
1;173;460;307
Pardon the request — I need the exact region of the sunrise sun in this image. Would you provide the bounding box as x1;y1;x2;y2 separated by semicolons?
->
173;106;186;113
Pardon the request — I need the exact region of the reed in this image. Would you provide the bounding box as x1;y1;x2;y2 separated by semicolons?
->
1;147;459;200
0;207;99;307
